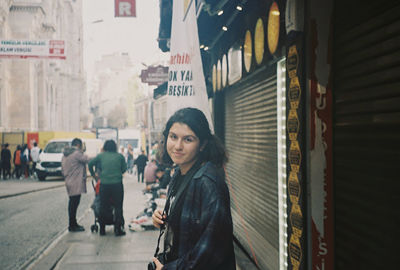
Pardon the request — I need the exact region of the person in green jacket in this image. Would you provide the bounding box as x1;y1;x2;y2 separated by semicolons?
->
89;140;127;236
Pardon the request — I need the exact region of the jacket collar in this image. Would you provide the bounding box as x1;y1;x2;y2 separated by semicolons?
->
193;161;217;181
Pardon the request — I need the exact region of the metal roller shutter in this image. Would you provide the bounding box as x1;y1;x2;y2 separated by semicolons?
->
333;1;400;269
225;66;279;270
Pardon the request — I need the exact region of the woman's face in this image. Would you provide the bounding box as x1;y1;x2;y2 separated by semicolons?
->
167;122;201;175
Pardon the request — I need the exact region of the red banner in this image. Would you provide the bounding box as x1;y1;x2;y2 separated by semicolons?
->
27;132;39;149
115;0;136;17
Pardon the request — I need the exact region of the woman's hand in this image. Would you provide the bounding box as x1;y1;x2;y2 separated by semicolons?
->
152;257;164;270
152;209;165;229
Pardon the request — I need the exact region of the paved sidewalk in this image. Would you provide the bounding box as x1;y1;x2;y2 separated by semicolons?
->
28;174;159;270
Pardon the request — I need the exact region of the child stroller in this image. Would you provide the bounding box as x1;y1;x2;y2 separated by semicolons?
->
90;178;120;233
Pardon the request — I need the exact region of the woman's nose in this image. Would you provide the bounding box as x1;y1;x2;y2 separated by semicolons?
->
175;139;184;149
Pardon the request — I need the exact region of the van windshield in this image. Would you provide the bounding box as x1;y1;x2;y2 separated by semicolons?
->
44;142;71;153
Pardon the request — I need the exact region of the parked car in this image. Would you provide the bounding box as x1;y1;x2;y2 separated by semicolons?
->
36;138;102;181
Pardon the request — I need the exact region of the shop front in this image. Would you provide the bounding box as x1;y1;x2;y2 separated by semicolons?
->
159;1;294;269
201;1;295;269
159;0;400;269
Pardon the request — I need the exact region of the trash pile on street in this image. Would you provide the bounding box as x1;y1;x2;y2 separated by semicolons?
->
128;183;167;232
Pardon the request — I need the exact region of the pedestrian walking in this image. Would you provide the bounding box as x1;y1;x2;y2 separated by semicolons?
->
127;144;134;174
13;145;22;179
88;140;127;236
150;107;236;270
30;142;41;178
61;138;90;232
0;144;3;178
20;144;29;178
134;149;148;183
1;144;12;180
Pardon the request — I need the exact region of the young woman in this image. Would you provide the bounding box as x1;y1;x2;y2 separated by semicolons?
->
151;107;236;270
89;140;127;236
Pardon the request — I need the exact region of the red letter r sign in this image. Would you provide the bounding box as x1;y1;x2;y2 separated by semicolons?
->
115;0;136;17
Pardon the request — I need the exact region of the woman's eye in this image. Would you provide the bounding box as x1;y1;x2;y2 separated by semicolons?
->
184;137;194;143
169;134;177;140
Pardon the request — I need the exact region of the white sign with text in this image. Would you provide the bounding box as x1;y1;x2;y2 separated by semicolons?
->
0;40;66;59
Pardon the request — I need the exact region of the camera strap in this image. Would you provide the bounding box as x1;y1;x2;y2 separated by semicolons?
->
153;225;165;257
153;160;203;258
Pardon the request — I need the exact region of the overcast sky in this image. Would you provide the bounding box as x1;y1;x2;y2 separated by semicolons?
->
82;0;168;81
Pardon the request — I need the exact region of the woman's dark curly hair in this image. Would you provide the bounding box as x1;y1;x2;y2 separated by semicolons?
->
157;107;227;168
103;140;117;152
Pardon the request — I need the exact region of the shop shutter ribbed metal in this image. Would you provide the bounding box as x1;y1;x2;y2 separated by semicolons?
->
333;1;400;269
225;66;279;270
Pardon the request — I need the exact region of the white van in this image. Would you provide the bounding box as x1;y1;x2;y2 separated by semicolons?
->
36;138;103;181
118;128;141;153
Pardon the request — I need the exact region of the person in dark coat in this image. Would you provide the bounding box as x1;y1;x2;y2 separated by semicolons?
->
134;150;148;183
0;144;3;178
61;138;90;232
20;144;29;178
151;108;236;270
1;144;12;179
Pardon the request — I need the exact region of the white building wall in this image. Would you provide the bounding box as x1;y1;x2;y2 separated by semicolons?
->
0;1;10;130
0;0;85;132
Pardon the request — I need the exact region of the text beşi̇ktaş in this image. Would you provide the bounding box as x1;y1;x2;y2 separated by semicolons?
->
168;69;195;96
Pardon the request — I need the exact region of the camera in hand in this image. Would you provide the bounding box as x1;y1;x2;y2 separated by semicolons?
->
148;253;166;270
148;261;157;270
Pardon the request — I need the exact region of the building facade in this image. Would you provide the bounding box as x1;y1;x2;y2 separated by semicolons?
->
0;0;85;132
90;52;137;129
158;0;399;269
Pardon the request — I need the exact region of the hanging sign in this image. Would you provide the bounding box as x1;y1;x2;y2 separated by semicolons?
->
166;0;214;131
140;65;168;86
115;0;136;17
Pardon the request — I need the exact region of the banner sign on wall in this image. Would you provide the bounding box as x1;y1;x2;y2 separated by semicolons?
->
115;0;136;17
167;0;213;131
0;40;66;59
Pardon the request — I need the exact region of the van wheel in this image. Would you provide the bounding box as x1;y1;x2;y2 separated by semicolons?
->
37;173;47;181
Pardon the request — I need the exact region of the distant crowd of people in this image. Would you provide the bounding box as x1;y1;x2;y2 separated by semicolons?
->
0;139;162;184
0;142;41;180
117;143;161;185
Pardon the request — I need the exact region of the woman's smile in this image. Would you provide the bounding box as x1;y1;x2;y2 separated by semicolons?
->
171;151;184;157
